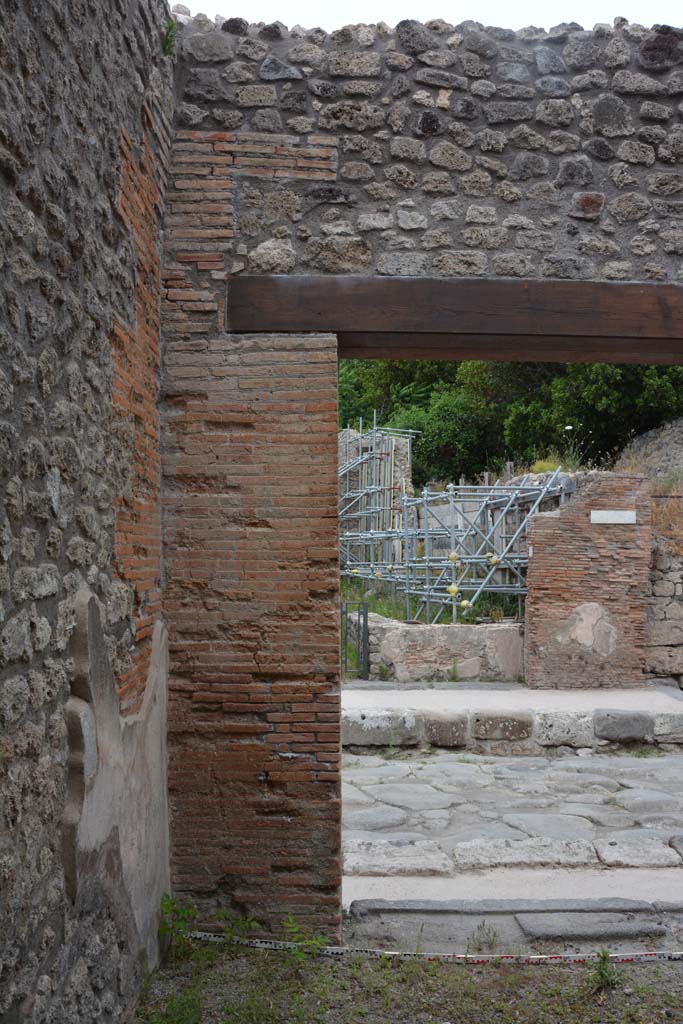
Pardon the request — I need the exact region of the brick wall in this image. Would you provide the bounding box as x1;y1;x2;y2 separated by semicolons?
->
525;474;652;688
112;111;169;714
162;331;341;936
161;121;343;936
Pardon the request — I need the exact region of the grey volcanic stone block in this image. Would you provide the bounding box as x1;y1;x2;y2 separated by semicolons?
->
396;19;435;55
259;55;302;80
595;837;682;866
484;101;534;123
594;710;654;742
422;713;468;748
654;712;683;742
343;804;410;830
471;711;533;741
614;789;683;815
184;31;234;61
451;837;598;868
516;912;667;941
342;709;421;746
534;711;595;747
502;812;595;842
364;783;454;811
344;836;452;875
329;51;382;77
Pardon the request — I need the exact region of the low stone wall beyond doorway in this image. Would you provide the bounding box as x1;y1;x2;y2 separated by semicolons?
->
356;613;523;683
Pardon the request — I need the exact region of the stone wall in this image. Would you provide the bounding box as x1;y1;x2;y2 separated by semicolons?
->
356;612;523;681
525;474;652;687
616;420;683;680
162;332;342;938
0;1;172;1019
647;495;683;678
177;15;683;283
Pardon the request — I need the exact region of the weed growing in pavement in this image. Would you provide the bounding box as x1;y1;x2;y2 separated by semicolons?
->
588;950;621;994
466;922;500;955
631;744;663;758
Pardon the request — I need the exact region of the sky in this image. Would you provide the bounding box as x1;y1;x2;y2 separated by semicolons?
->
180;0;682;32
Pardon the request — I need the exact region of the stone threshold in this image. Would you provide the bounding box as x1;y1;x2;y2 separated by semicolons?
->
344;885;683;954
342;685;683;753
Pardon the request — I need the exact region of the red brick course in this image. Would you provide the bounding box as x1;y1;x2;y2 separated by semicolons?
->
525;475;652;688
111;103;169;714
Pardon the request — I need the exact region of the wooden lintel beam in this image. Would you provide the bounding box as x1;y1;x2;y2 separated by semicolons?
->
337;332;683;365
227;275;683;343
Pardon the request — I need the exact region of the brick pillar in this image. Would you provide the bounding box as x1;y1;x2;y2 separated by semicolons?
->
525;474;651;688
163;331;341;938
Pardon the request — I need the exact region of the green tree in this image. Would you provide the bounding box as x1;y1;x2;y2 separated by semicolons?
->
339;357;683;484
388;386;503;486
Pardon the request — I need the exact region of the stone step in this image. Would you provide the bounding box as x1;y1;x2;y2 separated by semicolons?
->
342;685;683;754
344;888;683;954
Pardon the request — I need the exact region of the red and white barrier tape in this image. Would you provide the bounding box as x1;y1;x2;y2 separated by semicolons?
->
191;931;683;966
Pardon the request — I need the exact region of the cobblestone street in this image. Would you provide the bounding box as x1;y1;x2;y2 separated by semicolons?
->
343;749;683;875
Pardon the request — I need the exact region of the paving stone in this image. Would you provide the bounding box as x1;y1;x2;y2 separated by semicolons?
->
451;837;598;868
614;789;683;815
345;830;425;843
413;762;489;785
595;837;682;866
343;803;410;830
364;782;455;811
439;822;528;852
344;836;453;875
344;764;413;786
603;827;678;842
546;771;621;791
561;792;611;805
556;803;635;827
516;912;667;940
502;812;595;841
669;835;683;858
342;781;375;805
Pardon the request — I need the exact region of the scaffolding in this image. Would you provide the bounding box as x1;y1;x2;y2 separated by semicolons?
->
339;421;568;623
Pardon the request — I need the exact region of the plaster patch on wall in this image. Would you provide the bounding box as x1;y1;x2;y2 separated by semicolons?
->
64;588;170;967
556;601;618;657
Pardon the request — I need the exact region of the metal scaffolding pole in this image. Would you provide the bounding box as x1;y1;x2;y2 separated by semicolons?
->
339;423;567;623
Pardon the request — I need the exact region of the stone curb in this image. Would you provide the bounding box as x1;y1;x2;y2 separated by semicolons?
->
342;705;683;752
347;897;683;946
348;897;660;916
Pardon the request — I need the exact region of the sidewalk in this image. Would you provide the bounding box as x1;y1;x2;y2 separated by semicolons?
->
342;684;683;752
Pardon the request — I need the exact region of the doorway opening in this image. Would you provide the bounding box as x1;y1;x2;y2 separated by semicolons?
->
332;350;683;954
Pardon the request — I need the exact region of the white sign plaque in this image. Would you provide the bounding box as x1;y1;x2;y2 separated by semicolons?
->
590;510;637;525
